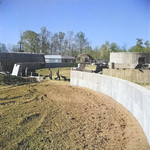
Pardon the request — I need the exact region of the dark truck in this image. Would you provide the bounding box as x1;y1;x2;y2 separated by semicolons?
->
94;59;109;73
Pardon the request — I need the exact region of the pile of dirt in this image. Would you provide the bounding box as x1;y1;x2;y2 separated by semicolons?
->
0;82;150;149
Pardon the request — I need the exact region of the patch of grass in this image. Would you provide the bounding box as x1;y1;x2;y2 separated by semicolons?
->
0;83;51;149
85;64;96;71
0;81;78;149
135;82;150;87
36;67;71;82
0;68;72;149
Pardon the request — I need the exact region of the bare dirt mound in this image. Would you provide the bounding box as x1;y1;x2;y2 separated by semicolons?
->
0;82;150;149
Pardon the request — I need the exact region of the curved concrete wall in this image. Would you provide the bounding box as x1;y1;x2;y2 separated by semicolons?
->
70;70;150;145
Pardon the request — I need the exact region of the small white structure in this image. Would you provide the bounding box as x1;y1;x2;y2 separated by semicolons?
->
11;64;20;76
45;55;62;63
45;55;76;63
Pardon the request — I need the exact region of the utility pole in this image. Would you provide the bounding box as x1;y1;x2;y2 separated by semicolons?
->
18;35;24;52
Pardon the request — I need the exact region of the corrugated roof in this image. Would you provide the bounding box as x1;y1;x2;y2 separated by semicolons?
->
45;55;75;59
45;55;61;59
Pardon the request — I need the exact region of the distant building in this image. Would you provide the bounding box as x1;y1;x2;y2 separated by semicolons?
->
45;55;76;63
75;53;96;64
110;52;150;69
45;55;62;63
61;56;76;63
0;52;45;75
44;55;77;68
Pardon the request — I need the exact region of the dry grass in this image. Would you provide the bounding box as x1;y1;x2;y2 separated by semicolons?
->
85;64;97;70
36;67;71;78
0;67;72;149
0;81;71;149
0;67;150;149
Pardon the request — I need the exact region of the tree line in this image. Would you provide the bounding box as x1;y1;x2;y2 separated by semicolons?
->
1;27;150;61
16;27;90;57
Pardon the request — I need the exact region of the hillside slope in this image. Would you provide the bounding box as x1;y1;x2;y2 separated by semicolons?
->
0;81;149;149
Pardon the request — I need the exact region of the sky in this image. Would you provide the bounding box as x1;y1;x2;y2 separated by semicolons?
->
0;0;150;50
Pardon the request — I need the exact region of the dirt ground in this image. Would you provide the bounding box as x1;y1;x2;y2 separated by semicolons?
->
0;80;150;149
144;85;150;91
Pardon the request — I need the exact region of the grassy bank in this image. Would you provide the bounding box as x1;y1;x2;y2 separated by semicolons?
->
0;67;150;149
0;67;72;149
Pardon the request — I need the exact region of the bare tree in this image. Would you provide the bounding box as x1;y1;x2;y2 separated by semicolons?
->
66;30;74;56
58;32;65;55
51;33;59;54
75;31;89;54
40;27;50;54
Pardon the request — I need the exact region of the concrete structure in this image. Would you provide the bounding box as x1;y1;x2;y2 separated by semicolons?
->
110;52;150;69
11;64;20;76
70;70;150;145
103;69;150;83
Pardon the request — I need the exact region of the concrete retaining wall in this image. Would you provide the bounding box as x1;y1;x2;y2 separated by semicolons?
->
103;69;150;83
70;70;150;145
